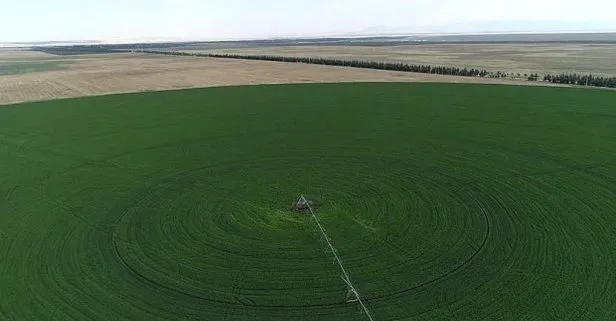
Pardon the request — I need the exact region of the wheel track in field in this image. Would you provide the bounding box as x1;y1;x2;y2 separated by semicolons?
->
4;139;538;319
102;153;495;313
103;156;350;312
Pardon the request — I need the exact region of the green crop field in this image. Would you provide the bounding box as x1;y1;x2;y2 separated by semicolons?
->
1;83;615;320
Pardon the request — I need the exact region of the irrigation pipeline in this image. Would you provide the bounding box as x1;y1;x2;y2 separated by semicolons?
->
299;195;376;321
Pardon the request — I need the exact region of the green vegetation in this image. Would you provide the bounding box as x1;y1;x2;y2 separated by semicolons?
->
0;60;70;75
1;83;615;320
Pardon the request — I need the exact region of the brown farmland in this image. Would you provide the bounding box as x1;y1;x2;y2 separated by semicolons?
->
0;50;556;105
185;44;616;77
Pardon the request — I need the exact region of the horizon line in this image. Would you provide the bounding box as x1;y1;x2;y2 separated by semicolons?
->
2;30;616;46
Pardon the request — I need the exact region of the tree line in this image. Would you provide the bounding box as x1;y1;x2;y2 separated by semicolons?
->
543;73;616;88
138;50;616;89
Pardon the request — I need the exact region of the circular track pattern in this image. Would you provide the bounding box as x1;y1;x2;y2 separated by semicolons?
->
1;83;615;321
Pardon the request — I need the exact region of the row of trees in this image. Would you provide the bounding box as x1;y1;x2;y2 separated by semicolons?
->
213;53;496;77
527;74;540;81
543;73;616;88
138;50;616;89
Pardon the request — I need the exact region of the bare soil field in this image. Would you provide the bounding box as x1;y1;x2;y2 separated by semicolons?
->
0;50;553;105
185;44;616;77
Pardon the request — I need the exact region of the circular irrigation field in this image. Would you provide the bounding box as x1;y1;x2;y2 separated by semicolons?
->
1;83;615;320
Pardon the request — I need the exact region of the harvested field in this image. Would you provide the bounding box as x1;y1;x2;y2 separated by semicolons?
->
1;50;560;105
183;44;616;76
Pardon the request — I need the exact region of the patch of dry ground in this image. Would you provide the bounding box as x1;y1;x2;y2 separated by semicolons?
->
188;44;616;76
0;50;552;105
0;49;63;61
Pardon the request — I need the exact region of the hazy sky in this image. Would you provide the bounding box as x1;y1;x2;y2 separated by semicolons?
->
2;0;615;42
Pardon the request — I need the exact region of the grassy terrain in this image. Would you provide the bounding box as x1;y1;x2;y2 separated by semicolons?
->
0;60;70;75
0;83;615;320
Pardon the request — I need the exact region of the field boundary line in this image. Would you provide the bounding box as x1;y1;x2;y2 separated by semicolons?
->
298;194;375;321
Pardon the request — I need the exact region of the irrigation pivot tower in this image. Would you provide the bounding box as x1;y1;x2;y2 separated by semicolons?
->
297;195;375;321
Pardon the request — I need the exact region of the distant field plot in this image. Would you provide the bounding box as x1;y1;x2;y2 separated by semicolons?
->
0;60;71;75
1;83;615;320
0;50;72;75
183;44;616;76
0;48;54;60
0;50;533;105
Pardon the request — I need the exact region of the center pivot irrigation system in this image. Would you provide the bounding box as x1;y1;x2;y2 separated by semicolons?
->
296;195;376;321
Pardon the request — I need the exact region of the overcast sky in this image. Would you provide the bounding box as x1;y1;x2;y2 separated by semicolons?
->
2;0;615;42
